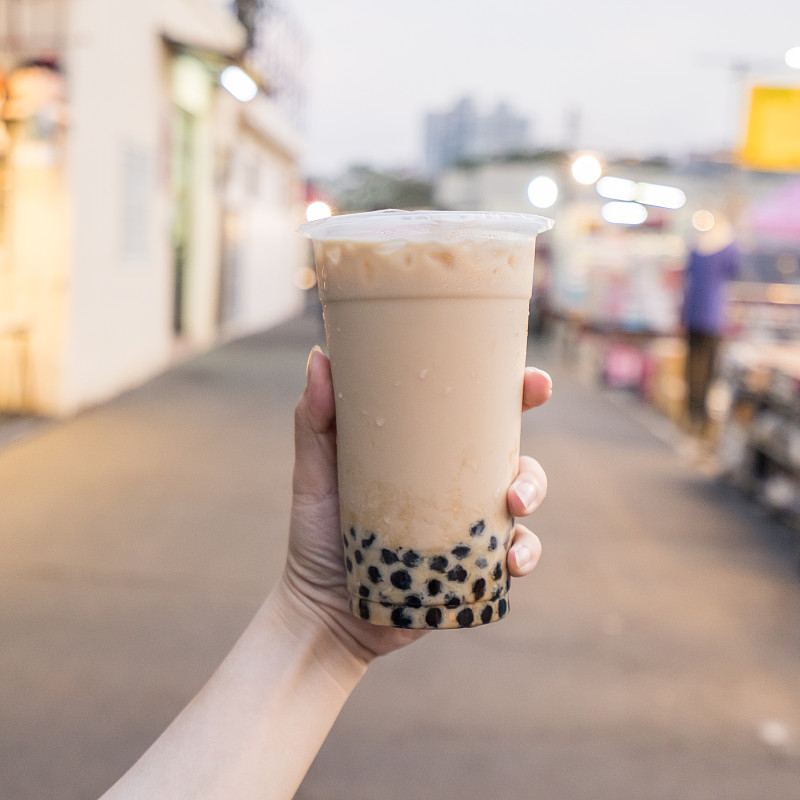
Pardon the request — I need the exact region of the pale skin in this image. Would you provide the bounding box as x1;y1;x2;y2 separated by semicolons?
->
100;348;551;800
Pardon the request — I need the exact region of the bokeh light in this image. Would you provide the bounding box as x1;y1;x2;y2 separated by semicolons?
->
527;175;558;209
785;46;800;68
306;201;333;221
601;201;648;225
571;154;602;185
220;66;258;102
692;209;715;231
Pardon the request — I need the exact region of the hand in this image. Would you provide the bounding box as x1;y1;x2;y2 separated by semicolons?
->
278;347;551;664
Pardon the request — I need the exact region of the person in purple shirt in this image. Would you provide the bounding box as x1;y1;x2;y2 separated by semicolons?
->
681;220;740;437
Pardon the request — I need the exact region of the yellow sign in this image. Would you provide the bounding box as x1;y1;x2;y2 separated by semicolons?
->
741;85;800;171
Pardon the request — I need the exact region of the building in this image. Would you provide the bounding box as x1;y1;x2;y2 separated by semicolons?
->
0;0;306;416
424;97;530;177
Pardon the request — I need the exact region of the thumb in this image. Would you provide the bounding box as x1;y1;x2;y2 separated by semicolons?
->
293;346;338;499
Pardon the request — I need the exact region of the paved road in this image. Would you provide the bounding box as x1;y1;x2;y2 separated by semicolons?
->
2;312;799;799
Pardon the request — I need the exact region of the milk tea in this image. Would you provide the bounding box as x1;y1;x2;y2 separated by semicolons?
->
301;211;553;629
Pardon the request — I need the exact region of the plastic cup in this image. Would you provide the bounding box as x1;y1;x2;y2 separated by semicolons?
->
299;209;553;629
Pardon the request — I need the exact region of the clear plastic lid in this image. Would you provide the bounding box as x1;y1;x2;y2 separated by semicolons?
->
298;209;555;242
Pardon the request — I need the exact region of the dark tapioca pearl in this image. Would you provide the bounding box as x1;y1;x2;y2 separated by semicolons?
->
429;555;449;573
444;594;461;609
361;532;376;549
380;600;393;608
405;594;423;608
457;608;475;627
345;557;353;573
452;545;471;559
402;550;420;568
359;584;371;598
488;536;498;551
342;535;349;550
358;599;370;620
470;520;486;537
427;579;442;596
381;549;399;565
350;526;357;540
391;608;413;628
475;556;488;569
447;565;468;583
498;598;508;618
367;566;382;584
481;605;494;625
491;585;502;600
390;570;413;590
506;576;512;592
472;578;486;601
491;562;503;581
354;549;364;564
426;607;443;627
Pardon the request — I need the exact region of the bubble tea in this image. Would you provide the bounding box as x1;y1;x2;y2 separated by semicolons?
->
299;210;553;629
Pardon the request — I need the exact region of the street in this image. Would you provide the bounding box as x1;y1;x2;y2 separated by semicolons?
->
2;311;800;799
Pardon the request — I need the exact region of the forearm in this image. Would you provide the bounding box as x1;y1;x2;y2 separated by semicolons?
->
101;581;368;800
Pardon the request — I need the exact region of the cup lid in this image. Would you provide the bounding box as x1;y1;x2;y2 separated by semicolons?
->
298;209;555;241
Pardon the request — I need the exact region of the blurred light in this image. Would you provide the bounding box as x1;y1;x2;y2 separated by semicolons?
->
786;47;800;69
637;182;686;209
306;200;332;221
596;176;637;201
571;154;602;185
220;66;258;103
601;201;648;225
527;175;558;209
596;176;685;209
692;209;715;231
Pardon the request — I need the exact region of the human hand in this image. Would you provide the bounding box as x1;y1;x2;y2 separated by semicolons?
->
278;347;551;665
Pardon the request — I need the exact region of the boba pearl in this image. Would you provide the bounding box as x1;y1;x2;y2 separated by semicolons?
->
429;556;448;573
447;565;468;583
390;570;413;590
457;608;474;627
391;608;413;628
361;532;376;549
426;608;443;627
343;521;514;630
470;520;486;537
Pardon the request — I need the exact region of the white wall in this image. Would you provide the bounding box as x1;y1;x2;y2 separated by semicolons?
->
62;0;173;414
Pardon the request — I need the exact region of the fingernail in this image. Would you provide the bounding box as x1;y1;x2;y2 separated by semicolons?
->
306;345;324;381
513;546;532;569
514;480;537;511
527;367;553;393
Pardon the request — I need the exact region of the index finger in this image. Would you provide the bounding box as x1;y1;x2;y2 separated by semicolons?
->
523;367;553;411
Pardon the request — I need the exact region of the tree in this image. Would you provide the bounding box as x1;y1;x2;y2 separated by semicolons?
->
326;166;435;214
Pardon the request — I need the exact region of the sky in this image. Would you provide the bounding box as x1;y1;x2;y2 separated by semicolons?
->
288;0;800;179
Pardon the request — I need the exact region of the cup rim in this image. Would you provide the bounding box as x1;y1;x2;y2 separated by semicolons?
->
298;208;555;241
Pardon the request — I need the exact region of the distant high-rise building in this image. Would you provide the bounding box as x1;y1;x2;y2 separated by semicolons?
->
424;97;531;176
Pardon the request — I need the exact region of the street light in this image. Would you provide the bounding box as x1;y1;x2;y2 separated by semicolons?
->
220;66;258;103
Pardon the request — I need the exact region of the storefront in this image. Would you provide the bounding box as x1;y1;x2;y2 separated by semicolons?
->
0;0;305;416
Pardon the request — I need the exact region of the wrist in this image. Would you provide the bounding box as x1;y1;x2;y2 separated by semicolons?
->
269;574;371;686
